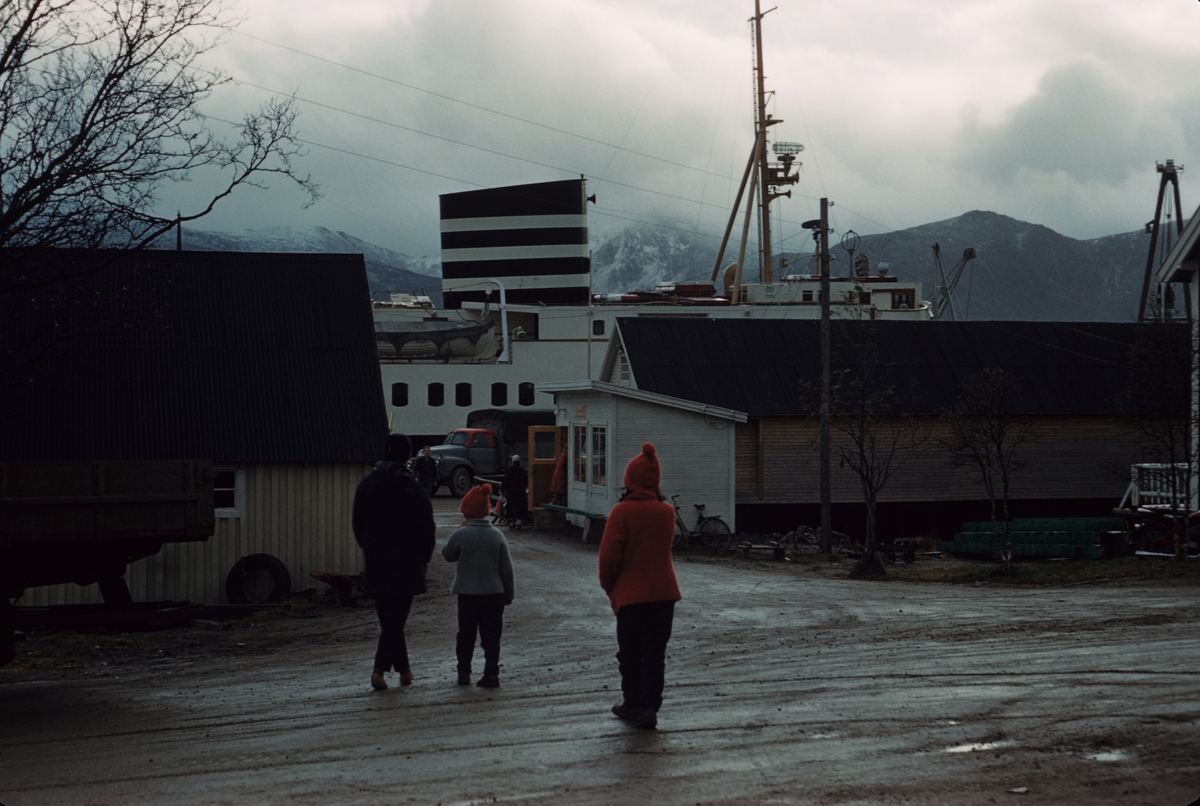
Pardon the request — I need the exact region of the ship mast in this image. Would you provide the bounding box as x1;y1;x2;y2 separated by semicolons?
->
709;2;799;295
752;1;798;284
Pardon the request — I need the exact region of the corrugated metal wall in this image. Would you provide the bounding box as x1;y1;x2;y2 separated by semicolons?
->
21;463;371;606
737;415;1145;504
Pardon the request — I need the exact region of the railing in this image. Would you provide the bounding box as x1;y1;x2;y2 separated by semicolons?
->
1119;463;1190;509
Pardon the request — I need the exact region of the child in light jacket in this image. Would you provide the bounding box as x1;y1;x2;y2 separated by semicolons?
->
442;483;514;688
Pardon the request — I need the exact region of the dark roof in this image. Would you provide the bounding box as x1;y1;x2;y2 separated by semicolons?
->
616;318;1187;416
1;250;387;462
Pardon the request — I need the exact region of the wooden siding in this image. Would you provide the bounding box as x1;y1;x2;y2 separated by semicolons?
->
21;463;371;606
735;421;761;501
737;415;1145;504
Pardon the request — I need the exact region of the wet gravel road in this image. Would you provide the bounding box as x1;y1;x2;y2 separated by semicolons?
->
2;497;1198;805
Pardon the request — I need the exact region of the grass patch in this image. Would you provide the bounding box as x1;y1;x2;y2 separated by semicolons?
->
900;555;1200;585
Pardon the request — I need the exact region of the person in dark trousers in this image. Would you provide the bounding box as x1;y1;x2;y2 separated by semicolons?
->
598;442;681;730
501;454;529;523
412;445;439;498
352;433;436;691
442;483;514;688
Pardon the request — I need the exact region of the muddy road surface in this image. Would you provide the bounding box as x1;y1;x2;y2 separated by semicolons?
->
2;496;1198;805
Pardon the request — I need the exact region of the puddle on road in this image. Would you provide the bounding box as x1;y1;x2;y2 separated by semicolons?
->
1087;749;1128;762
944;741;1014;753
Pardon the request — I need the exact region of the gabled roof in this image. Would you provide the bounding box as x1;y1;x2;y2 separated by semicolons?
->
614;318;1185;416
538;379;748;423
1159;206;1200;284
1;250;387;462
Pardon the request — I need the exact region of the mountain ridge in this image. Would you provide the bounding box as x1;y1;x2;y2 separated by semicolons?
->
158;212;1174;321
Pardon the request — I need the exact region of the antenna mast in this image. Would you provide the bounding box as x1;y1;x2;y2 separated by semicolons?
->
751;1;798;284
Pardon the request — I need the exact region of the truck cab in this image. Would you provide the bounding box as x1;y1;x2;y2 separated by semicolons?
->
428;409;556;497
430;428;502;497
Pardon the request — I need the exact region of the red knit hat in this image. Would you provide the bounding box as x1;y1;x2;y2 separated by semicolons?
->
623;442;661;493
460;483;492;519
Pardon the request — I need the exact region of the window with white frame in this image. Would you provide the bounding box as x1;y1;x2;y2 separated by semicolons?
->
213;467;245;519
572;425;587;483
590;425;607;488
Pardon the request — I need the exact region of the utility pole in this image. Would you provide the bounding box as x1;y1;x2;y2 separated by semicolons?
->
819;198;832;554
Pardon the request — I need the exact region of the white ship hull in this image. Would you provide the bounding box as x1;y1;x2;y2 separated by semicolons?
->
377;276;930;441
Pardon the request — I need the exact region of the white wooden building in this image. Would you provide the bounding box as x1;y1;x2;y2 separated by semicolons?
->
540;335;746;530
2;251;387;606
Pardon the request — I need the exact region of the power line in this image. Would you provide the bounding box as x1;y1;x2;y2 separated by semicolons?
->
231;30;741;183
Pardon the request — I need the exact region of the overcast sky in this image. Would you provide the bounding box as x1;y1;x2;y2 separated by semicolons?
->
169;0;1200;257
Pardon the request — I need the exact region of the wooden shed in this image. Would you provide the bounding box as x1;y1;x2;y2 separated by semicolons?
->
608;317;1187;538
0;249;387;605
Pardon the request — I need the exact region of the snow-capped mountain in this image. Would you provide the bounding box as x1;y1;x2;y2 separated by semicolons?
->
153;225;443;305
157;214;1169;321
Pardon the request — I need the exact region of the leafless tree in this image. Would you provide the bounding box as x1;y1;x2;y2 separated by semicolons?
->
0;0;317;391
942;367;1031;573
1119;322;1194;561
1;0;316;255
824;317;926;571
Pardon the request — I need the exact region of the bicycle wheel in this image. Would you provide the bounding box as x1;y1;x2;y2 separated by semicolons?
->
699;517;734;551
672;520;683;548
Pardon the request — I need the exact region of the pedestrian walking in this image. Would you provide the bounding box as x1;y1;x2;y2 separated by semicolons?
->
442;483;514;688
352;433;436;691
598;442;681;730
413;445;439;498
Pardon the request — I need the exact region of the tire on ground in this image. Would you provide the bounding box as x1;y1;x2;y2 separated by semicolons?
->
226;553;291;604
449;466;473;498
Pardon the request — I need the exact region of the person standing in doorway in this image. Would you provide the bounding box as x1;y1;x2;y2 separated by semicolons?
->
550;446;568;505
443;483;514;688
413;445;439;499
352;433;436;691
598;442;681;730
502;454;529;524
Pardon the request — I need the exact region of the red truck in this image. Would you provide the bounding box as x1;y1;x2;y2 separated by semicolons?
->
429;409;555;497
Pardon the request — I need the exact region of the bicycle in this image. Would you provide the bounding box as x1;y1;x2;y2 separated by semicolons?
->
671;495;735;551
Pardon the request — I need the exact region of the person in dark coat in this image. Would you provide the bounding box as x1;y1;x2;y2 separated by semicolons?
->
502;454;529;523
412;445;439;498
352;433;436;691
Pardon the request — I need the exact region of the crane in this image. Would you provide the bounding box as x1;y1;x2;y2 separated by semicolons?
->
930;243;978;320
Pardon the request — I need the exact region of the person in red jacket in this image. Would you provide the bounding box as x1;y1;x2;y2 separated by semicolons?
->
598;442;681;730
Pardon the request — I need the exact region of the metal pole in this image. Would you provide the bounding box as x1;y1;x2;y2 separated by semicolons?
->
819;198;832;554
1171;174;1192;322
753;0;773;284
711;133;765;284
1139;173;1168;322
732;163;760;304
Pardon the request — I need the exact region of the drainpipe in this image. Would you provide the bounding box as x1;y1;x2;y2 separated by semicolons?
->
486;280;510;364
